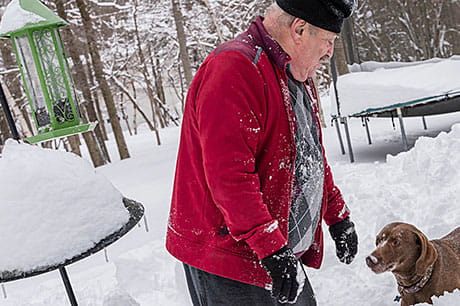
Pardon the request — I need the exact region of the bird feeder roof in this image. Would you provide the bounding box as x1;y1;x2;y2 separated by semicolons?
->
0;0;68;37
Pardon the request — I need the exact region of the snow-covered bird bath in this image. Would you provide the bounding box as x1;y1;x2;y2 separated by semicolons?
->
0;139;130;275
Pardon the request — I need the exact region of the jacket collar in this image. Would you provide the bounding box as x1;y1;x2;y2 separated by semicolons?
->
244;16;291;71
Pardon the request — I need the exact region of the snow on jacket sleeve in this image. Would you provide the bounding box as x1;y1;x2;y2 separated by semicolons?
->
194;50;287;260
322;154;350;226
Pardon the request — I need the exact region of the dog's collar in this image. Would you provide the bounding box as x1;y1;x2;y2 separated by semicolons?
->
397;263;434;295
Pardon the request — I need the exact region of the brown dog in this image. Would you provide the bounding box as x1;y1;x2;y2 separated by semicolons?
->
366;222;460;305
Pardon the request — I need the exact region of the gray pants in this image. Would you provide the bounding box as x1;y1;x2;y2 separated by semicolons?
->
183;263;317;306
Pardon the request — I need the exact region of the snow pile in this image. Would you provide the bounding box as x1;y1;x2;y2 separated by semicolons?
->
113;241;190;305
419;290;460;305
333;57;460;116
0;140;129;274
386;123;460;198
312;123;460;305
0;0;45;35
102;288;139;306
1;118;459;304
348;55;460;73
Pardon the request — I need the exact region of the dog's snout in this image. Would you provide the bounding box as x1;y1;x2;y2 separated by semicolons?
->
366;255;378;267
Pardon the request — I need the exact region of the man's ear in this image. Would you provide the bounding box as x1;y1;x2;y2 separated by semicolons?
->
290;18;306;44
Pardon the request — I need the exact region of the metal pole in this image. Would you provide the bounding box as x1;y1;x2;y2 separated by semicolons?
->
330;56;341;117
342;117;355;163
59;267;78;306
422;116;427;130
104;248;109;262
1;284;6;299
143;215;149;232
0;82;20;141
330;56;350;158
333;116;345;155
364;117;372;145
397;108;409;151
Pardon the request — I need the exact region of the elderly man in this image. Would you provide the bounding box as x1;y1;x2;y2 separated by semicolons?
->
166;0;358;305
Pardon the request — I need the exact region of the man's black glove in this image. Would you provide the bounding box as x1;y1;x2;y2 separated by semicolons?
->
329;216;358;264
260;246;299;304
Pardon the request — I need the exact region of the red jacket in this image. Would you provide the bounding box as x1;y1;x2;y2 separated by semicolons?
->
166;17;349;288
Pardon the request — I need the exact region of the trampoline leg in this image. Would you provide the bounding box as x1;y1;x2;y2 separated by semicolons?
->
333;116;346;155
104;248;109;263
59;267;78;306
422;116;427;130
364;117;372;145
143;215;150;232
397;108;409;151
342;117;355;163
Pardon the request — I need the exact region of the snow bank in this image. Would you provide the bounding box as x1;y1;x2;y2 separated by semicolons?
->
0;0;45;35
348;55;460;73
315;123;460;305
114;241;190;305
332;57;460;116
102;287;140;306
1;118;459;304
0;140;129;274
419;290;460;305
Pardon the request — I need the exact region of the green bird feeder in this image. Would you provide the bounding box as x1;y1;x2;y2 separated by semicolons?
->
0;0;96;144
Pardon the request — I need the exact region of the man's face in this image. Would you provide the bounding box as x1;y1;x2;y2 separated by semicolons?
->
289;24;338;82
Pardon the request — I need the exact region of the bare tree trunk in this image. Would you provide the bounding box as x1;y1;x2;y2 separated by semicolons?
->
355;21;386;60
313;76;327;128
54;0;109;166
0;107;11;141
334;36;349;75
132;81;138;135
151;54;166;105
148;46;177;127
171;0;193;88
147;45;166;128
0;40;34;136
133;0;161;145
119;93;133;136
445;0;460;55
82;131;106;166
85;53;108;141
67;135;82;156
111;77;157;132
200;0;224;44
0;77;31;138
75;0;130;160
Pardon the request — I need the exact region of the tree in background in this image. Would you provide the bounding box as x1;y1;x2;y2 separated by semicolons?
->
352;0;459;62
1;0;458;157
74;0;130;160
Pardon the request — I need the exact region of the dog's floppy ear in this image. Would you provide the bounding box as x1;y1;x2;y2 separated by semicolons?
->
414;229;438;276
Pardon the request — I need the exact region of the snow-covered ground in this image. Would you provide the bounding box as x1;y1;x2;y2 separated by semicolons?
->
1;104;459;305
1;87;460;304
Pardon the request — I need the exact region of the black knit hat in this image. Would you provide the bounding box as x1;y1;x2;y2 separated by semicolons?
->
275;0;356;33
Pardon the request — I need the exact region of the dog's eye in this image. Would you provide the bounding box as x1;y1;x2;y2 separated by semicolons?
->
392;239;400;247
